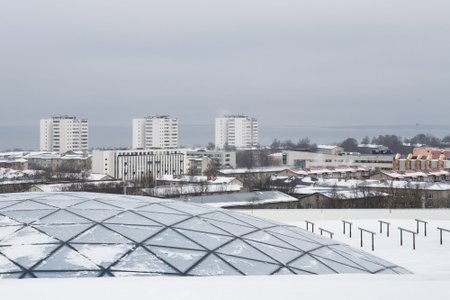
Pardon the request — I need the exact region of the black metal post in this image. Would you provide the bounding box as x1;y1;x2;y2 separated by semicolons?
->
371;233;374;251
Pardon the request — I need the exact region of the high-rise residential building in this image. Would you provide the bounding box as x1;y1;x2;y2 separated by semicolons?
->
40;115;88;153
132;115;178;149
215;115;258;149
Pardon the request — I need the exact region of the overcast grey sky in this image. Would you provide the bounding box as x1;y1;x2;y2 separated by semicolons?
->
1;0;449;127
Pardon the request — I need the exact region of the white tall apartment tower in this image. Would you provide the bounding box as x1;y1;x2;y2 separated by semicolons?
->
215;115;259;149
40;115;89;153
132;115;178;149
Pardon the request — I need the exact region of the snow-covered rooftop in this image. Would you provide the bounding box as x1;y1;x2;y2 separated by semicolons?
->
185;191;298;208
218;166;289;175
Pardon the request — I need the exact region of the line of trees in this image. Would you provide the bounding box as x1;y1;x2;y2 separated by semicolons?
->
270;132;450;154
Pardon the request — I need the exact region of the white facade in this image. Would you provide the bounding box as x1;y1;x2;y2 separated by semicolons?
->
132;116;178;149
187;150;237;169
215;115;258;149
40;116;88;153
92;149;187;181
282;150;394;170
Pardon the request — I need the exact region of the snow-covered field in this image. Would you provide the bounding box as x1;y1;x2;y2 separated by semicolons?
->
1;209;450;300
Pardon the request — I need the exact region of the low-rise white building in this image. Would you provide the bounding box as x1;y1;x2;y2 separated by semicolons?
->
282;150;393;170
92;149;187;182
187;150;236;169
316;145;344;155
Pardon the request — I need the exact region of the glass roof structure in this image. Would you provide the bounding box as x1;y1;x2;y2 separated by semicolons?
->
0;192;409;278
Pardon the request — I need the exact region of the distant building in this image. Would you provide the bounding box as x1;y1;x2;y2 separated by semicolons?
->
26;151;91;172
186;156;212;176
40;116;88;153
132;115;178;149
143;175;243;198
412;147;450;159
92;149;186;182
215;115;258;149
282;150;393;170
0;152;28;170
187;150;237;169
357;144;391;155
316;145;344;156
186;191;299;209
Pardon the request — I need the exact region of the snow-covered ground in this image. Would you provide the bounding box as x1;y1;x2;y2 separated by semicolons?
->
288;218;450;275
1;209;450;299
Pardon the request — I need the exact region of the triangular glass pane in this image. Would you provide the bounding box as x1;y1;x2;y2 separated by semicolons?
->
33;196;88;208
138;204;188;215
272;233;323;252
163;202;214;215
0;244;59;269
201;212;253;227
148;246;207;273
0;254;22;272
0;215;21;226
310;246;366;270
137;211;190;226
1;210;53;224
284;227;335;245
33;271;101;278
377;268;399;274
70;200;122;210
0;225;22;240
34;224;92;241
312;255;366;274
0;272;23;279
217;239;276;263
243;231;298;250
72;244;133;268
2;200;56;211
0;227;59;246
188;254;241;276
288;254;336;274
112;271;166;277
104;211;160;226
104;224;163;243
176;229;233;250
331;245;391;272
392;267;410;274
67;209;120;222
145;228;204;250
111;246;177;273
70;225;132;244
173;217;229;235
0;200;21;210
247;241;303;264
274;267;295;275
290;267;315;274
204;219;255;236
229;213;277;229
217;254;281;275
95;197;150;209
36;210;90;224
33;245;100;271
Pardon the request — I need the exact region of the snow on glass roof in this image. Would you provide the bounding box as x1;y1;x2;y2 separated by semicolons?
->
0;192;409;279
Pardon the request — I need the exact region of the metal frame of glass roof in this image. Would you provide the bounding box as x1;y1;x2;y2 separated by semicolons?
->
0;192;409;278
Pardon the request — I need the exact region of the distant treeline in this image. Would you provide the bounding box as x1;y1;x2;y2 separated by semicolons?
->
270;133;450;155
